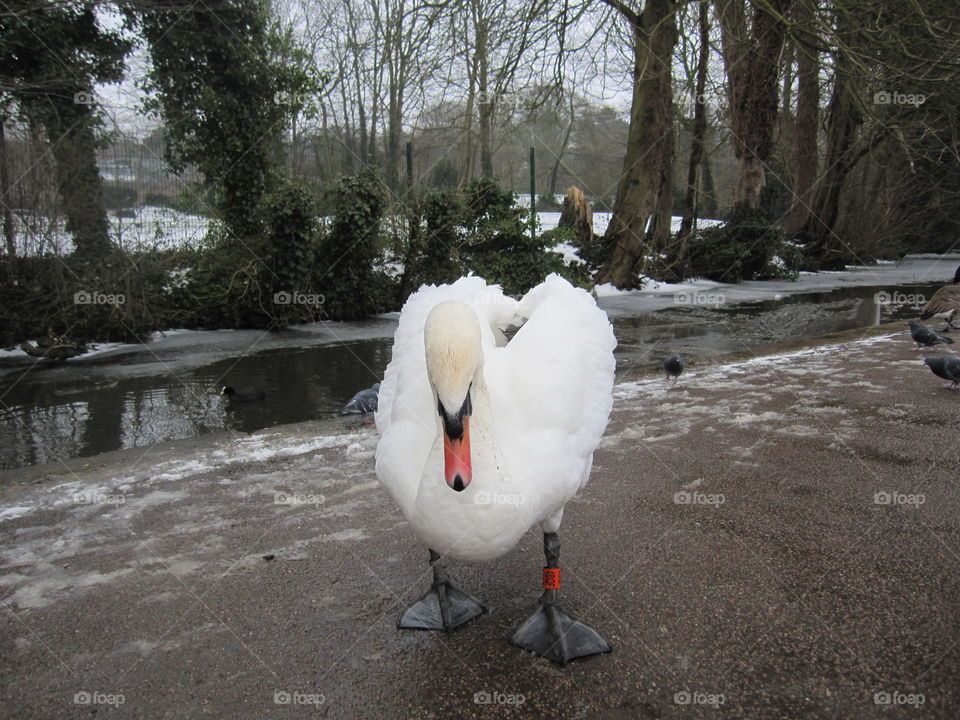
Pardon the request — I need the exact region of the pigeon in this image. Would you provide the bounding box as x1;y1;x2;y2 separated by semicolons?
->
338;382;380;422
920;265;960;331
923;356;960;389
220;385;266;402
664;354;685;383
907;320;953;349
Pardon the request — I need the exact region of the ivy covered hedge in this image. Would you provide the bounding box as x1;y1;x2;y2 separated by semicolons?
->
399;177;589;297
1;172;584;349
673;208;804;283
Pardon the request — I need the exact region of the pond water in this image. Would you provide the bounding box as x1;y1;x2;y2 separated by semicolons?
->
1;255;957;471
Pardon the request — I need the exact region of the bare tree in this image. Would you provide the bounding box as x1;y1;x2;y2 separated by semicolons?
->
677;0;711;251
0;114;14;255
444;0;556;181
597;0;677;288
714;0;793;213
785;0;819;234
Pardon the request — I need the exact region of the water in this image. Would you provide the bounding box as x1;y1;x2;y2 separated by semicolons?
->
611;284;919;374
1;258;957;471
0;329;394;470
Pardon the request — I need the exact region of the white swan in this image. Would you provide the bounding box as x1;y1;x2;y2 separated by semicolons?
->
375;274;616;663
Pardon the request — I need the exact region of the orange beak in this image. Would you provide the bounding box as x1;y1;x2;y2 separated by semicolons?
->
443;416;472;491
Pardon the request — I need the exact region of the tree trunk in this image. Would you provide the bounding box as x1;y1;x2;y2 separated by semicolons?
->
548;96;576;198
803;43;863;268
477;23;493;179
459;92;476;185
0;117;15;256
386;86;404;193
677;0;710;248
715;0;791;213
49;108;111;259
786;0;820;234
598;0;677;288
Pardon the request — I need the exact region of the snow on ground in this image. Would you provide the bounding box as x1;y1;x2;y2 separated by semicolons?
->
10;206;211;256
537;211;722;238
0;426;370;527
111;206;209;251
603;332;900;453
598;254;960;317
595;277;727;298
0;421;379;610
0;341;129;360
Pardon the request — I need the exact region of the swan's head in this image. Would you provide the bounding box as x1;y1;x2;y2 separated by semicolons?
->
424;300;482;492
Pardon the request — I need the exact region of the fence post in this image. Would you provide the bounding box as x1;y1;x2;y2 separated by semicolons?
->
529;146;536;242
406;141;414;196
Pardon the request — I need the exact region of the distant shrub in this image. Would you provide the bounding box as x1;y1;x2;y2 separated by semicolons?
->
538;225;593;290
102;185;138;210
0;248;195;347
418;189;463;286
405;178;581;298
180;222;270;328
427;157;459;190
261;176;322;324
315;167;390;320
681;208;803;282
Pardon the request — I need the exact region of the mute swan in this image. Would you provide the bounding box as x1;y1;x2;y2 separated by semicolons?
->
375;274;616;663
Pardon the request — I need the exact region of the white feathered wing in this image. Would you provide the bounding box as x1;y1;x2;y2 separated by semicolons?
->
376;274;615;561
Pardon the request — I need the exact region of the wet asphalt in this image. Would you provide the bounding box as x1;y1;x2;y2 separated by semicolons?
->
1;322;959;719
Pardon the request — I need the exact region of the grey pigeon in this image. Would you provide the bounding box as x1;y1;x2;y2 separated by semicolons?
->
339;382;381;419
923;356;960;388
907;320;953;349
664;354;685;383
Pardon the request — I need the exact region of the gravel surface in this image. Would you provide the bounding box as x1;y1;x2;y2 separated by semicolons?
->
2;324;958;719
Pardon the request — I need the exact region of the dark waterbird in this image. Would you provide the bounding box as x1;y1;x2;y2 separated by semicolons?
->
664;354;685;383
907;320;953;349
920;265;960;331
338;382;380;422
220;385;266;402
923;356;960;389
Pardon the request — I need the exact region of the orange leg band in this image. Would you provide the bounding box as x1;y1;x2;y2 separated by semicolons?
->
542;567;561;590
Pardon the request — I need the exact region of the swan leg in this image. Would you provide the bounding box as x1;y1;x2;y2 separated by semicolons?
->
510;532;611;664
397;549;487;632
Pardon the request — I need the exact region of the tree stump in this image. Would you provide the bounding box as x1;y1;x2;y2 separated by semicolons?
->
558;186;595;252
